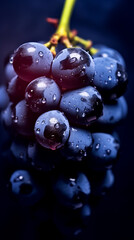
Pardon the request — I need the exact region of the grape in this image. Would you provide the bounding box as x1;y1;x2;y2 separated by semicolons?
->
1;102;14;129
52;172;91;208
93;57;128;101
7;75;28;104
90;169;115;197
93;45;126;67
96;96;128;126
88;132;120;170
0;85;9;111
12;99;38;136
34;110;70;150
13;42;53;82
10;136;29;165
53;203;91;237
60;127;92;161
4;54;16;82
27;141;62;171
9;169;44;206
60;85;103;126
51;47;95;91
25;76;61;113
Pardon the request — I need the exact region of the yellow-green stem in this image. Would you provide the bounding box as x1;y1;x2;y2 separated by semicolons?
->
56;0;77;36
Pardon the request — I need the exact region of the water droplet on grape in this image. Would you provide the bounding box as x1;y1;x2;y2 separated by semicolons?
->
14;116;18;123
117;71;121;77
41;98;46;104
9;56;13;64
108;76;112;81
82;112;86;117
28;89;34;98
54;123;60;129
76;107;79;112
53;94;56;101
41;120;45;124
36;128;40;134
14;175;24;182
38;51;44;57
106;149;111;155
95;143;100;150
35;58;39;63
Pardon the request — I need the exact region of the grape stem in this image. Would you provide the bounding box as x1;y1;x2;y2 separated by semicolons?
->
45;0;97;56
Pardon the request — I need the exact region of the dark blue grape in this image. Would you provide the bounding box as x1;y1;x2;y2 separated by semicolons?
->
12;99;38;136
27;141;61;171
60;127;92;161
51;47;95;91
9;169;44;206
7;75;28;104
0;85;9;111
53;203;91;237
90;169;115;197
97;96;128;126
25;76;61;113
13;42;53;82
34;110;70;150
52;172;91;208
88;132;120;170
60;85;103;126
93;45;126;67
1;102;14;129
10;136;29;165
93;57;128;101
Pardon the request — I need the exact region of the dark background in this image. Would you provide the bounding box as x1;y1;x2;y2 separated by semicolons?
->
0;0;134;239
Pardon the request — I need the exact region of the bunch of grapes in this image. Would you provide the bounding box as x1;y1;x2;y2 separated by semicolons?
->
0;0;128;238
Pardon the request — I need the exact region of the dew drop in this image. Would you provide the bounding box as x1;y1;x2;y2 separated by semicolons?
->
14;175;24;182
54;123;60;129
95;143;100;150
9;56;13;64
35;58;39;63
82;112;86;117
41;120;45;124
117;71;121;77
14;116;18;123
76;107;79;112
41;98;46;104
38;51;44;57
36;128;40;134
28;89;34;98
106;149;111;155
76;144;79;148
108;76;112;81
53;94;56;101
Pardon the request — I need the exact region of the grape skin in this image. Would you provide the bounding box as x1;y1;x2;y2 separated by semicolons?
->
51;47;95;91
25;76;61;113
13;42;53;82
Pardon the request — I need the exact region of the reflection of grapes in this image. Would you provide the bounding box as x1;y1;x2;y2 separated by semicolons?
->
0;0;129;238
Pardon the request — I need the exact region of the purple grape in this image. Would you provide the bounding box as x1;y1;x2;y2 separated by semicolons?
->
34;110;70;150
25;76;61;113
60;85;103;126
13;42;53;82
51;47;95;91
12;99;38;136
7;75;28;104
